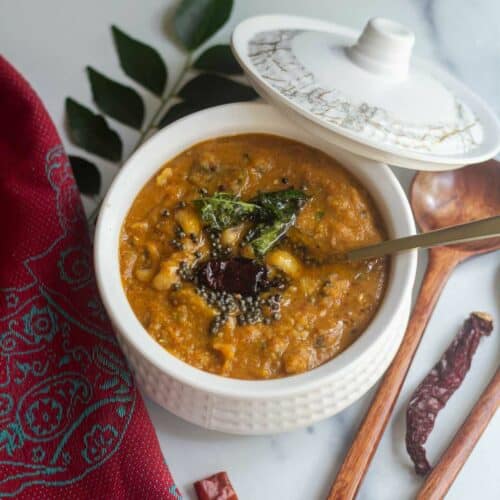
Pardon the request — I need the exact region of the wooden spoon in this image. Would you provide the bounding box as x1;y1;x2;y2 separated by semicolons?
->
327;160;500;500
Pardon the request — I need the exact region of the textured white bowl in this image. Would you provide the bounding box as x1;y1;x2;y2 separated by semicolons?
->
94;102;417;434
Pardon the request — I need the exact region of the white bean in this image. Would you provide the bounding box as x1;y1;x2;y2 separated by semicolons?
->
152;261;179;291
221;225;245;249
134;242;160;282
266;249;301;278
175;208;201;237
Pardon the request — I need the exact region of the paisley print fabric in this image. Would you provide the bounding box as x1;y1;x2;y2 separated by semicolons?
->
0;56;181;499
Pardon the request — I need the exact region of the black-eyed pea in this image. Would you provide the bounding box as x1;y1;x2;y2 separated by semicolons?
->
266;249;302;278
145;242;160;264
134;242;160;282
152;261;179;291
134;267;155;282
175;208;201;237
220;225;245;248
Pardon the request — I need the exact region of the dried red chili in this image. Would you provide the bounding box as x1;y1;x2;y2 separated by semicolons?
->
194;471;238;500
405;312;493;475
197;257;269;296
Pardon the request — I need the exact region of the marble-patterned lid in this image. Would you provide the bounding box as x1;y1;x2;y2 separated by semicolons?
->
232;15;500;170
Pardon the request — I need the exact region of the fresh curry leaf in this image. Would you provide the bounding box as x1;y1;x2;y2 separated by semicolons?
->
111;25;167;96
193;192;263;230
194;44;242;74
65;98;122;162
158;101;210;128
251;217;298;257
178;73;258;106
174;0;233;51
87;66;144;129
69;155;101;196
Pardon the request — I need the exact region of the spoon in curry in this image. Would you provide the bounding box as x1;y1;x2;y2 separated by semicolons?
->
328;160;500;500
334;214;500;262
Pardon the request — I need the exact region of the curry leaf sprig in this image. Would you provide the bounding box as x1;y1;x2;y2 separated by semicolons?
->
193;192;265;230
65;0;258;220
194;188;309;255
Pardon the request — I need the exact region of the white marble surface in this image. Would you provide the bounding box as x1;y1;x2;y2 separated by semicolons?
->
1;1;499;499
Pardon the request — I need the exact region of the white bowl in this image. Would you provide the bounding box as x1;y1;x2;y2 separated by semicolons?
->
94;102;417;434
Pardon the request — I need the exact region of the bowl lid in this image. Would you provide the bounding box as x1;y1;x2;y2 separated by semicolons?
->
232;15;500;170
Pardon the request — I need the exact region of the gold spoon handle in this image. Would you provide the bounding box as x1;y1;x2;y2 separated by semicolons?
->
345;215;500;262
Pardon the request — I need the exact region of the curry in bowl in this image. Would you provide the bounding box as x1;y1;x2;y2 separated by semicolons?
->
119;134;388;380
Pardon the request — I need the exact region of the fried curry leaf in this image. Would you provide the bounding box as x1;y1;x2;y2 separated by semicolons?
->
251;217;298;257
251;189;309;219
249;188;309;255
194;188;309;255
193;192;263;230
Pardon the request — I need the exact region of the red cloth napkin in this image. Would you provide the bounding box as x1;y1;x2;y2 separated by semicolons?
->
0;57;181;499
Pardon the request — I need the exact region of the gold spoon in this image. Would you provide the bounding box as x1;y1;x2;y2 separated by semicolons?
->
337;214;500;262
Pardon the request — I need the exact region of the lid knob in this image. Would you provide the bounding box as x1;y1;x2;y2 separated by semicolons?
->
347;17;415;80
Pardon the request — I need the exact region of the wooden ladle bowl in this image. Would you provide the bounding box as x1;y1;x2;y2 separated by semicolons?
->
411;161;500;252
328;160;500;500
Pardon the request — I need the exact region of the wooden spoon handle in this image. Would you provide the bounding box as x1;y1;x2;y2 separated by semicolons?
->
417;368;500;500
327;249;461;500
